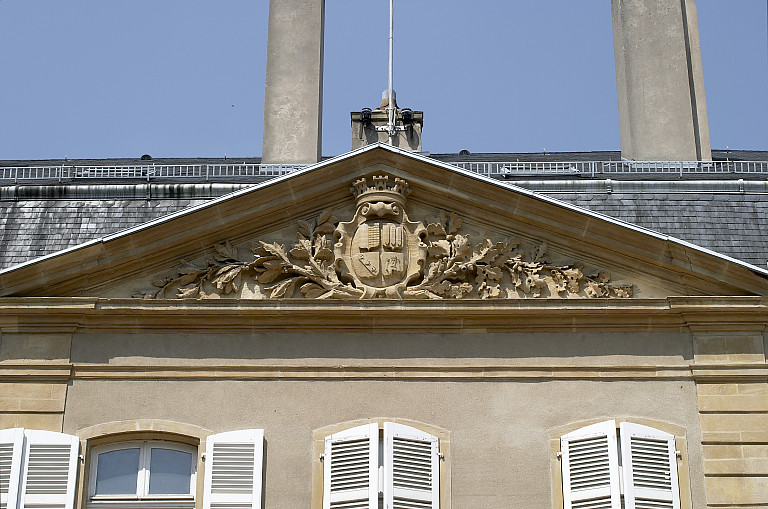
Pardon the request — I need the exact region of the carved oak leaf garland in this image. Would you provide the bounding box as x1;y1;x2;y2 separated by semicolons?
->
135;208;633;300
257;208;366;299
134;240;257;300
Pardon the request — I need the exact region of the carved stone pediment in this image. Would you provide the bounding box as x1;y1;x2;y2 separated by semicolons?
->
135;173;633;300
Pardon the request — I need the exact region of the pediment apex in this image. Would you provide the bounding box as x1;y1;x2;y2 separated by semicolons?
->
2;145;768;298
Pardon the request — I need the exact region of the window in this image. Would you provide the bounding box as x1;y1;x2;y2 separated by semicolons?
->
560;420;681;509
0;428;79;509
87;429;264;509
89;441;197;505
323;422;440;509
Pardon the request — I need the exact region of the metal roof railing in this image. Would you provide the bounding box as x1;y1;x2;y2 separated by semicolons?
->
0;163;307;183
1;160;767;183
451;160;768;177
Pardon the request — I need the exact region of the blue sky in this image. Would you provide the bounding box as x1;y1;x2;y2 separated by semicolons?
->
0;1;765;159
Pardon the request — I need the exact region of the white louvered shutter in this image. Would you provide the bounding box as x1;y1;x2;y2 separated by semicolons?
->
0;429;23;509
18;430;79;509
620;423;680;509
203;429;264;509
323;423;378;509
383;422;439;509
561;420;620;509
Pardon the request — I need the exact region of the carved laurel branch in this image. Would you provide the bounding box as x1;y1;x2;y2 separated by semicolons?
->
133;208;361;300
134;208;632;300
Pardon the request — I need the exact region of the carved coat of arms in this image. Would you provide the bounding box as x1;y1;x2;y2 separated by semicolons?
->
334;176;427;298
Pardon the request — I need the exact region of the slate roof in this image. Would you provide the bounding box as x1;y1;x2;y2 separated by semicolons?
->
1;149;767;270
440;149;768;267
550;192;768;268
0;199;209;270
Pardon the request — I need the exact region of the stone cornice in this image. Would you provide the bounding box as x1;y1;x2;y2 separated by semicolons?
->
0;364;72;382
70;364;694;381
3;362;765;384
691;364;768;382
0;296;765;333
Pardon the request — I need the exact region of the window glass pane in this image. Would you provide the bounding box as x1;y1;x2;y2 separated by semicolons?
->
95;448;140;495
148;448;193;495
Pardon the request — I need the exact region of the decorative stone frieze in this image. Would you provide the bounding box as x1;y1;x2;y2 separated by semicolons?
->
135;174;632;300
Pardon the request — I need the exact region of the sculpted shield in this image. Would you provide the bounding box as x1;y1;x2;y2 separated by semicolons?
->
334;175;427;298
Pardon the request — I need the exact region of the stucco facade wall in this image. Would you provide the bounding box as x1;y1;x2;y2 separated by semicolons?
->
63;378;704;508
1;321;766;508
57;330;703;508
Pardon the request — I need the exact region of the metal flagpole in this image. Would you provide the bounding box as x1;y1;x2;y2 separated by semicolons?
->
387;0;395;145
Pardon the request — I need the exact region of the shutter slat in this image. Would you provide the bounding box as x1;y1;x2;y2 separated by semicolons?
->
392;497;433;509
19;430;79;509
561;421;620;509
634;500;674;509
619;423;680;509
571;498;615;509
203;430;263;509
384;423;439;509
323;424;377;509
328;501;371;509
0;429;23;509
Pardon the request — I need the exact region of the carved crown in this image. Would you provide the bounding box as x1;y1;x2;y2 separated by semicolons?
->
350;175;410;208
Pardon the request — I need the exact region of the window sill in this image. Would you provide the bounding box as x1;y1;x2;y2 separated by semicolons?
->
87;497;194;509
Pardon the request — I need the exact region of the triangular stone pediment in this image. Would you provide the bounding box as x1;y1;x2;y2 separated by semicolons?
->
1;144;767;299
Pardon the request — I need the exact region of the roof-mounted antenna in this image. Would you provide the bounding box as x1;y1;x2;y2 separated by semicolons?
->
386;0;395;144
366;0;412;148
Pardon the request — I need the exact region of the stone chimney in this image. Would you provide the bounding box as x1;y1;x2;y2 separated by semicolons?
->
612;0;711;161
351;91;423;152
262;0;325;164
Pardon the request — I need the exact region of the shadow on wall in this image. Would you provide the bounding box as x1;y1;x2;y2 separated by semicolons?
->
68;331;694;363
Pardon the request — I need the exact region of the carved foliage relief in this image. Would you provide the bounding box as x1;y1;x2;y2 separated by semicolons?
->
135;174;633;300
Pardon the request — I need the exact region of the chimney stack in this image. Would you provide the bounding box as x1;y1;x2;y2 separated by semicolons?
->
262;0;325;164
612;0;711;161
351;91;423;152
